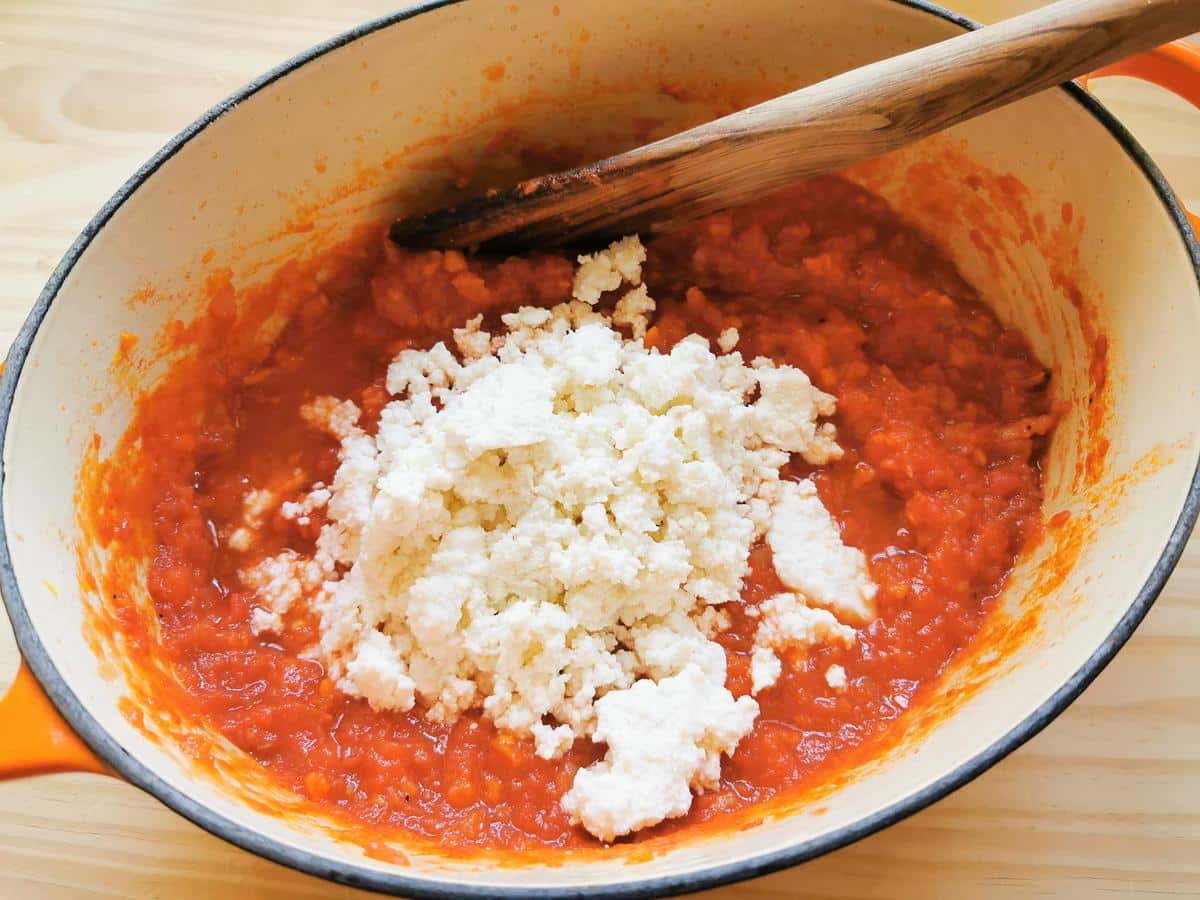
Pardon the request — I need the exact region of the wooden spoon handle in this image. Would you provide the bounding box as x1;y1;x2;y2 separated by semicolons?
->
391;0;1200;251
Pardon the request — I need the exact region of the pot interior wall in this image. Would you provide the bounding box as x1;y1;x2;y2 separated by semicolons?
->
3;0;1198;891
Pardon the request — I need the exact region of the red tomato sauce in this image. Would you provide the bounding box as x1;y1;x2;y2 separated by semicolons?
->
84;175;1057;852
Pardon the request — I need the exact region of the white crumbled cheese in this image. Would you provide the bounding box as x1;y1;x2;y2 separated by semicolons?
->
245;550;314;632
612;285;656;339
242;235;870;840
452;314;492;361
342;629;417;711
757;593;857;655
227;488;276;552
696;605;731;638
244;488;275;521
280;483;330;521
560;663;758;842
228;528;254;552
750;593;858;695
768;479;878;622
302;395;363;441
532;722;575;760
750;646;782;695
752;365;841;464
572;235;647;304
825;664;848;690
717;327;740;353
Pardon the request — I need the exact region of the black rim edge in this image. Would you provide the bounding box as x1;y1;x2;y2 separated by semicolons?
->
1;1;1198;897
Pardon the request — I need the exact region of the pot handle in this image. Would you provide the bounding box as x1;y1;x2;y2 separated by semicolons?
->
1080;40;1200;230
0;661;110;779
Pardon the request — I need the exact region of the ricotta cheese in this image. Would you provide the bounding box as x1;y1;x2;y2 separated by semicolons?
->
749;592;857;695
573;236;647;304
612;285;656;339
825;664;848;690
242;235;873;840
717;327;740;353
560;662;758;842
767;479;878;622
227;488;276;552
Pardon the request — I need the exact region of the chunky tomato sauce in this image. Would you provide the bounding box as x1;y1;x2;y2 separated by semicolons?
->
85;176;1057;852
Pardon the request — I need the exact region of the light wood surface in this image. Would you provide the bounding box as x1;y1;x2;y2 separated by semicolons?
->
390;0;1200;251
1;2;1197;898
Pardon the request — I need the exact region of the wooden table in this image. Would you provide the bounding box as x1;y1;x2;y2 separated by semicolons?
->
1;2;1197;897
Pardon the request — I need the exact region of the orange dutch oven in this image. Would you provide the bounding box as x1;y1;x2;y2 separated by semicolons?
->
1;3;1198;896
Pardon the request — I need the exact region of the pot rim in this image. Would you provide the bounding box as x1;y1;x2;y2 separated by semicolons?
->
2;1;1198;897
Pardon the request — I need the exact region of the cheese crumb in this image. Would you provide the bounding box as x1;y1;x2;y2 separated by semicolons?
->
280;483;330;521
227;488;276;552
452;314;492;361
753;366;842;464
750;646;782;695
612;285;656;339
243;235;872;840
560;663;758;841
532;722;575;760
717;327;739;353
768;479;877;622
572;235;647;304
825;664;848;690
749;592;857;694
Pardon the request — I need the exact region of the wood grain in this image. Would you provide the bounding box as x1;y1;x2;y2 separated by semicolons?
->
1;2;1197;898
388;0;1200;250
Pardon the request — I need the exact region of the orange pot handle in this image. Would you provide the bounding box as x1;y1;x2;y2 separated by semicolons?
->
1080;41;1200;233
0;661;110;779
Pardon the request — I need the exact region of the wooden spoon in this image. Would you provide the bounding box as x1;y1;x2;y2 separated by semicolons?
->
390;0;1200;252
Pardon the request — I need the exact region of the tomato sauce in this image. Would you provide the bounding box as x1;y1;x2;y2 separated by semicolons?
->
84;175;1057;853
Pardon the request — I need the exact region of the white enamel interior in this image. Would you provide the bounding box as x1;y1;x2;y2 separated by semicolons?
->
3;0;1198;892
